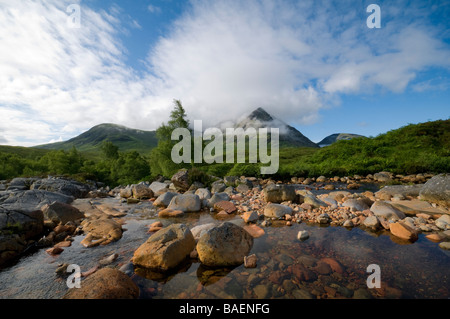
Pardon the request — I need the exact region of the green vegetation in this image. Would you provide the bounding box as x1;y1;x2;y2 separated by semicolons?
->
0;108;448;186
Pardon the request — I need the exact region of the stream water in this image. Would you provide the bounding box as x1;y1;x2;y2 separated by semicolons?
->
0;189;449;299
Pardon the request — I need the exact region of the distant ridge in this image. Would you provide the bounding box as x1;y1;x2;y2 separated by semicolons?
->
36;123;158;153
317;133;365;147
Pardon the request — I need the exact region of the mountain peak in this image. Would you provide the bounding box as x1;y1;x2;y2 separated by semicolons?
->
247;107;274;122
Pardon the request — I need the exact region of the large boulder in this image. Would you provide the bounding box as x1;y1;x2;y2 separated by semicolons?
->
0;206;44;267
0;207;44;240
63;268;139;299
41;201;84;224
262;184;297;203
31;178;90;198
419;174;450;207
171;169;190;192
264;203;292;218
370;201;406;221
196;222;253;267
132;223;195;271
149;181;170;196
131;183;154;199
375;184;424;199
167;194;201;212
7;178;39;191
0;190;74;211
342;199;369;212
153;192;178;207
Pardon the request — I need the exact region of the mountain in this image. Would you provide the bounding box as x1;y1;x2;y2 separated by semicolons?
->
317;133;366;147
36;123;158;154
227;107;319;148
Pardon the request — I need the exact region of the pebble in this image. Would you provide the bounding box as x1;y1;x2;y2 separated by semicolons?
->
297;230;310;241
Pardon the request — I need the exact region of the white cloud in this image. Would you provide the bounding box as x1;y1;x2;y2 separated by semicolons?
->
0;0;449;146
147;4;161;14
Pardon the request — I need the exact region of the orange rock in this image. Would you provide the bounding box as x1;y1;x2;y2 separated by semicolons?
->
46;247;64;255
320;257;345;274
214;201;237;214
243;224;265;238
158;209;184;218
390;222;419;241
54;241;72;248
426;233;444;243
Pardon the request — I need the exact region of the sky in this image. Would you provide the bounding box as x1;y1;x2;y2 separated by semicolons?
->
0;0;449;146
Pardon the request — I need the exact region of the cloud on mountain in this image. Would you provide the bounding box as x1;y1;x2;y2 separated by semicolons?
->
0;0;449;146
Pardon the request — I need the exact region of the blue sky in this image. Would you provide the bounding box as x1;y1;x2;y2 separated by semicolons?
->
0;0;449;146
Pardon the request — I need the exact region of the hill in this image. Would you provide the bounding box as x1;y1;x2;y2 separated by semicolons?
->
36;123;158;155
317;133;366;147
279;119;450;177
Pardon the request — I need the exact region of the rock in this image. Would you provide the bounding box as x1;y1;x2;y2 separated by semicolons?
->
126;198;140;204
324;184;335;190
302;178;313;185
119;187;133;199
131;183;154;199
63;268;139;299
253;285;270;299
363;216;381;230
375;184;424;199
374;172;393;183
197;222;253;267
153;192;178;207
264;203;292;218
132;223;195;271
211;181;226;193
389;222;419;241
316;176;327;183
303;195;327;208
435;214;450;230
314;260;332;275
342;199;369;212
242;211;259;223
297;230;310;241
243;224;265;238
438;242;450;250
0;206;44;240
171;169;190;191
207;192;230;207
31;178;90;198
425;233;445;243
195;188;211;201
167;194;201;212
46;246;64;255
190;223;216;242
343;220;354;228
41;202;84;224
80;218;123;247
317;213;331;224
347;183;360;190
262;184;297;203
291;263;317;282
244;254;257;268
0;234;27;266
320;258;345;274
370;201;406;221
213;201;237;214
1;190;73;212
149;181;170;196
158;209;184;218
224;176;239;186
7;178;39;191
99;253;118;266
419;174;450;207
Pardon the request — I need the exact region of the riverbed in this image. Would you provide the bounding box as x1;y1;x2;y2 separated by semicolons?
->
0;188;449;299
